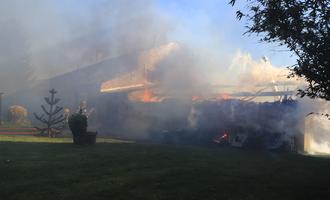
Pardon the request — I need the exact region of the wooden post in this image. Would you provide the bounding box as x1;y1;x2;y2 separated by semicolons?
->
0;93;3;125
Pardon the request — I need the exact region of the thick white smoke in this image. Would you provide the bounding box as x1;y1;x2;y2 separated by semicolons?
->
227;50;302;88
299;98;330;154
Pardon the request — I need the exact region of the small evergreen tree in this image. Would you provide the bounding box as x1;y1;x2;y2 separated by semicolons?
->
34;89;66;137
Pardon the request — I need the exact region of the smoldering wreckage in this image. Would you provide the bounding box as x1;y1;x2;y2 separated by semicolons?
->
98;94;299;151
4;43;323;153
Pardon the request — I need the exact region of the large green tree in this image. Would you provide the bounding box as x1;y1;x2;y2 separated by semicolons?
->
230;0;330;100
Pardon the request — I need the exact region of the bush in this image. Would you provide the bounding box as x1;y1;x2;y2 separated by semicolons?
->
68;113;87;136
7;105;28;125
68;112;97;145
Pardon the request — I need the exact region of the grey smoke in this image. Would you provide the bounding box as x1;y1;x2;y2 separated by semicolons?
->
0;0;169;93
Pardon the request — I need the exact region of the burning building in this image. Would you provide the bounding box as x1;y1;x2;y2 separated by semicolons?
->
94;42;302;150
5;41;323;153
89;42;308;152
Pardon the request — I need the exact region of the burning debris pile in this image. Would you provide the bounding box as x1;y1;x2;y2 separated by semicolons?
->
189;99;298;149
189;98;299;150
94;94;300;151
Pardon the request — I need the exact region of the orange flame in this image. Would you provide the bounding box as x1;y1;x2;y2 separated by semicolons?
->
213;132;230;143
142;88;161;103
191;95;200;102
218;93;231;100
143;88;152;102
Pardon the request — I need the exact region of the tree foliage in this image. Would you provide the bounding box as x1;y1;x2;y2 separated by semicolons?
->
34;89;66;137
230;0;330;100
68;110;88;136
7;105;28;124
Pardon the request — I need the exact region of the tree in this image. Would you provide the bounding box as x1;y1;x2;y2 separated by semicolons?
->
34;89;66;137
229;0;330;100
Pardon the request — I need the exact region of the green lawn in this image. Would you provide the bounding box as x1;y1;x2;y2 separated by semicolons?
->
0;137;329;200
0;135;131;144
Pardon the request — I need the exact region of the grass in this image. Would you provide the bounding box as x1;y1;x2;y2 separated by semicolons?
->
0;123;36;135
0;135;131;144
0;136;329;200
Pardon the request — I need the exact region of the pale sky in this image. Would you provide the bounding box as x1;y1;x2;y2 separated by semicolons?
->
155;0;297;67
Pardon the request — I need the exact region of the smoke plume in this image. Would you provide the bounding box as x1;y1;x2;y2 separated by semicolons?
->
0;0;169;93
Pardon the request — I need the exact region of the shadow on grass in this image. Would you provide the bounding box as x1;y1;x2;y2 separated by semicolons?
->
0;136;330;200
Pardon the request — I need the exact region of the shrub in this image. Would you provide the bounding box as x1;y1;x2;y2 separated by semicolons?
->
68;113;87;136
7;105;28;124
